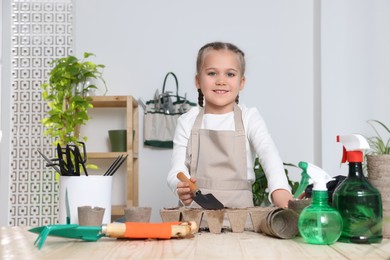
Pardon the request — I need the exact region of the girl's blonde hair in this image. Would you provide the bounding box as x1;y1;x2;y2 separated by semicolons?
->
196;42;245;107
196;42;246;76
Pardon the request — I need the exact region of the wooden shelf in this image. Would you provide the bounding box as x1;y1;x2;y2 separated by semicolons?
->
87;95;139;216
90;96;138;108
111;205;126;216
87;152;138;159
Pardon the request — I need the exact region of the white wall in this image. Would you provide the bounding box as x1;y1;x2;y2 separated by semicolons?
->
321;0;390;176
0;0;11;226
2;0;389;225
73;0;315;222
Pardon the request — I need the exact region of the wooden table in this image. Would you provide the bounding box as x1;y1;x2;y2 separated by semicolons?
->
1;227;390;259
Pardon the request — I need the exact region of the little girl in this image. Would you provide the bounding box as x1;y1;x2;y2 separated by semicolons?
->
167;42;292;209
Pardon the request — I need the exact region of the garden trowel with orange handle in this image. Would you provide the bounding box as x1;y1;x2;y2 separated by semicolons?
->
177;172;224;210
29;221;197;249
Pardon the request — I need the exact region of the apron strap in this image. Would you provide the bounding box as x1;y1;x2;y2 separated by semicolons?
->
189;107;204;176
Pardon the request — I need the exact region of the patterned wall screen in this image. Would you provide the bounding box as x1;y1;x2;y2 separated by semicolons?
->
10;0;72;226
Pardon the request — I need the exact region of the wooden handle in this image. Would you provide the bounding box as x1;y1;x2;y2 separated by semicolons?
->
176;172;197;193
104;221;197;239
104;222;126;237
171;221;198;237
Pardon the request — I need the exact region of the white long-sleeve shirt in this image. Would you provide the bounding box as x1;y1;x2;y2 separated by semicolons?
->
167;104;291;203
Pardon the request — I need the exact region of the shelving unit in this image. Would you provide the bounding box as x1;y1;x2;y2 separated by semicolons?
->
88;96;139;216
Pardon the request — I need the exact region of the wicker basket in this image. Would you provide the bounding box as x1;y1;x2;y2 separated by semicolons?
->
367;155;390;238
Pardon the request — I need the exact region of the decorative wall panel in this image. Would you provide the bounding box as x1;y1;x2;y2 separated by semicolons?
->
10;0;72;226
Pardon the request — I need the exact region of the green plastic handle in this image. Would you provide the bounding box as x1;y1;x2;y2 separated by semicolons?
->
29;224;103;241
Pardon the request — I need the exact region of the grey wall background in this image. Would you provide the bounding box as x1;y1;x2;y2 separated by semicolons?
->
1;0;390;224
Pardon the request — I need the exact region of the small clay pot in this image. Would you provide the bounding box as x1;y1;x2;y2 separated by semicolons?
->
78;206;105;226
181;208;203;232
204;209;225;234
226;208;248;233
125;207;152;222
160;207;182;222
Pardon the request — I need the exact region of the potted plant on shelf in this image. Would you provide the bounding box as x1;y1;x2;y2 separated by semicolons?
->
41;53;113;224
365;119;390;238
41;52;107;147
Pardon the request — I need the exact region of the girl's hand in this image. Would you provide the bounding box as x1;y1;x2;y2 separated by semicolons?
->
271;189;293;208
177;177;197;206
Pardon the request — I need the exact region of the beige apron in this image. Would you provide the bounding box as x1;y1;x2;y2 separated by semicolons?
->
186;104;254;209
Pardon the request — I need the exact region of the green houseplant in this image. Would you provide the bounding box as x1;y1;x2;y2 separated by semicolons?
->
365;119;390;238
41;53;111;224
252;158;299;206
41;52;107;146
366;120;390;155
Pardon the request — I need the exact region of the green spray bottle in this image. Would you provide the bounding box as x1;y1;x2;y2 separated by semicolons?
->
298;161;343;245
333;134;383;243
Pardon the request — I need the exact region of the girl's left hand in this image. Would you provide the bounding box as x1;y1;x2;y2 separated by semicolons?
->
271;189;293;208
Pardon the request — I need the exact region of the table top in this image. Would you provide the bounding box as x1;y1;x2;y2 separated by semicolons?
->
1;226;390;259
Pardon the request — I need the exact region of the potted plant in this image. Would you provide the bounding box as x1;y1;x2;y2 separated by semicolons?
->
41;52;107;147
252;158;298;206
365;119;390;238
41;53;112;224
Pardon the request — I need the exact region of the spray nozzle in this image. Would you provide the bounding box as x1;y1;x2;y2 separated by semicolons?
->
294;162;312;198
298;161;333;191
337;134;370;163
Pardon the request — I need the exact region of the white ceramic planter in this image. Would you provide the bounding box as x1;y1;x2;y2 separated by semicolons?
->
58;176;113;224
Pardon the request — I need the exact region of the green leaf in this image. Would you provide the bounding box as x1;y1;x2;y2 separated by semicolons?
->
366;120;390;155
40;52;107;147
252;159;298;206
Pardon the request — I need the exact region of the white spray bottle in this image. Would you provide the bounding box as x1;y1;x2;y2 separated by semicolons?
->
297;161;343;245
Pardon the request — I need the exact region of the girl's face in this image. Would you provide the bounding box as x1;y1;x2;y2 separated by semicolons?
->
196;49;245;114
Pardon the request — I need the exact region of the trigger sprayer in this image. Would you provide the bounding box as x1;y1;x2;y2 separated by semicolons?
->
337;134;369;163
333;134;383;244
293;162;311;198
297;161;342;245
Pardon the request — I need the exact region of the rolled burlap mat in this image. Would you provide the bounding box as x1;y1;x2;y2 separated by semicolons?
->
259;208;299;239
259;208;283;237
78;206;105;226
249;207;272;233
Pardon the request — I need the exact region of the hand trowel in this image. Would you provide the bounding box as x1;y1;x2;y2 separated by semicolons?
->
177;172;224;210
29;221;198;249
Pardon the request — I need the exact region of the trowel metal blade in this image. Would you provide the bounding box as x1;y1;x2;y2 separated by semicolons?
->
193;191;224;210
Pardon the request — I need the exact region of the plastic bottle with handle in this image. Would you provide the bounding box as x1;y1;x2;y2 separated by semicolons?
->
298;161;343;245
333;134;383;243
